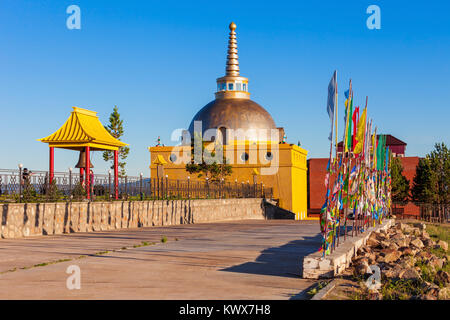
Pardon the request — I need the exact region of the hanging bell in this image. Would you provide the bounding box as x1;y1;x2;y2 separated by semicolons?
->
74;150;94;169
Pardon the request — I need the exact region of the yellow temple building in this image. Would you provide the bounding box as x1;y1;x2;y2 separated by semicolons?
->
149;22;308;218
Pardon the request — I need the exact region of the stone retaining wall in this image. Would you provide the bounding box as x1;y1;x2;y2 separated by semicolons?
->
0;198;266;239
302;219;395;279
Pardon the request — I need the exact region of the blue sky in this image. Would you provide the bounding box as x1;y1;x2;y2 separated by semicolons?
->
0;0;449;176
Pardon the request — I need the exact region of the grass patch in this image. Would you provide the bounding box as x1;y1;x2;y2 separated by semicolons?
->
349;288;368;300
307;280;329;297
415;260;435;283
94;251;109;255
425;223;450;245
33;258;72;268
381;279;425;300
131;241;156;248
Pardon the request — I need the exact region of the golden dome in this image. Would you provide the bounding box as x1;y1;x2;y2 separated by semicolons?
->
188;99;276;141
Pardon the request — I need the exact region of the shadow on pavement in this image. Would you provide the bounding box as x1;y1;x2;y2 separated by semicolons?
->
220;234;322;279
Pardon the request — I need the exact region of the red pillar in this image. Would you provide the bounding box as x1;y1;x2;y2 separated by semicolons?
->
49;147;54;183
85;146;90;199
114;150;119;200
80;167;85;185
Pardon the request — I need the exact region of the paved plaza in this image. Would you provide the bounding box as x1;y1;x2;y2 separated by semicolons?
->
0;220;321;299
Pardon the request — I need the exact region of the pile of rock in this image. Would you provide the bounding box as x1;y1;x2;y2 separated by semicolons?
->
350;222;449;300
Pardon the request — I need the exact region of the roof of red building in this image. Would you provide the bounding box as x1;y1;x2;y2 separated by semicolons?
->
337;134;406;148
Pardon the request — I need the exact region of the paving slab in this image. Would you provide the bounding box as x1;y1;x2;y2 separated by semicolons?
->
0;220;321;299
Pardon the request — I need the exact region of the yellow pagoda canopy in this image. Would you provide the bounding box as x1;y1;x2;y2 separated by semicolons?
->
38;107;128;151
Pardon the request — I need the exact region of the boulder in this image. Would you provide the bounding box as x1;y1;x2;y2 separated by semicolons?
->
413;223;426;230
400;247;413;256
368;291;383;300
388;243;399;251
367;253;377;265
411;238;424;249
399;223;413;233
417;251;432;262
413;228;422;236
383;266;403;278
399;268;421;280
435;271;450;286
399;258;415;269
380;240;391;248
420;294;437;300
429;257;444;269
438;287;450;300
423;239;435;248
384;250;402;263
394;238;409;248
355;262;370;275
421;230;431;240
426;287;440;298
367;235;380;247
437;240;448;252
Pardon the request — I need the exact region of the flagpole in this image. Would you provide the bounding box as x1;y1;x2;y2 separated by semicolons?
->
323;71;336;256
343;79;352;240
333;73;339;251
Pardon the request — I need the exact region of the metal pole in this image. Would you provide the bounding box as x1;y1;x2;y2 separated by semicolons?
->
187;176;190;199
108;170;112;200
69;167;73;202
165;175;168;199
18;164;23;203
125;176;128;200
140;173;143;200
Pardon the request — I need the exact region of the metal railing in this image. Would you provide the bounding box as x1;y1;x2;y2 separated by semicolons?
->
0;169;273;203
391;201;449;223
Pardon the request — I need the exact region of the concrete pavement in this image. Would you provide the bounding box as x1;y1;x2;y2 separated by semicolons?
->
0;220;321;299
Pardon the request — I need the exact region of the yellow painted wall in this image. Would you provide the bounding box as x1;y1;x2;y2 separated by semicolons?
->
148;142;308;218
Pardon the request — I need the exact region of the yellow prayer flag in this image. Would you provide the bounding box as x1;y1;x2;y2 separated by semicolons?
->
353;107;367;154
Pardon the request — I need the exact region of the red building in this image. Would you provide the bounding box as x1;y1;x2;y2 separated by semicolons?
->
308;135;420;218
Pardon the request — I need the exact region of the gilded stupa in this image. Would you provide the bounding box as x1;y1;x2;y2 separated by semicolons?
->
188;22;278;143
150;23;308;219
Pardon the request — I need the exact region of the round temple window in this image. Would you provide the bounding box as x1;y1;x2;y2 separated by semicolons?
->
240;152;249;162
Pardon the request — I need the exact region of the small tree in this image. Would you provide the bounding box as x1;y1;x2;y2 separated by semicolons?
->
412;142;449;221
427;142;450;205
412;142;450;205
411;158;434;204
185;132;232;182
103;106;130;176
390;156;410;205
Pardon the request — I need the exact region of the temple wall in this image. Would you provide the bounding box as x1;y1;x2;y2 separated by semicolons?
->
148;143;309;218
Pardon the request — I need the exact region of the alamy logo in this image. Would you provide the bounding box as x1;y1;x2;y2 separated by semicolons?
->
366;5;381;30
66;265;81;290
66;5;81;30
365;265;381;290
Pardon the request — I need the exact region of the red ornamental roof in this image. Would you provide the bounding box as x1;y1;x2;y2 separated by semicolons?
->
337;134;406;148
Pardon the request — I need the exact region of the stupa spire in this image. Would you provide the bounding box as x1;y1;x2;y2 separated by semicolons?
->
226;22;239;76
215;22;249;100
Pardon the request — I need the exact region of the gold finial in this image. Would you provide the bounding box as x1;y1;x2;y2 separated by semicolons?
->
226;22;239;76
215;22;250;100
